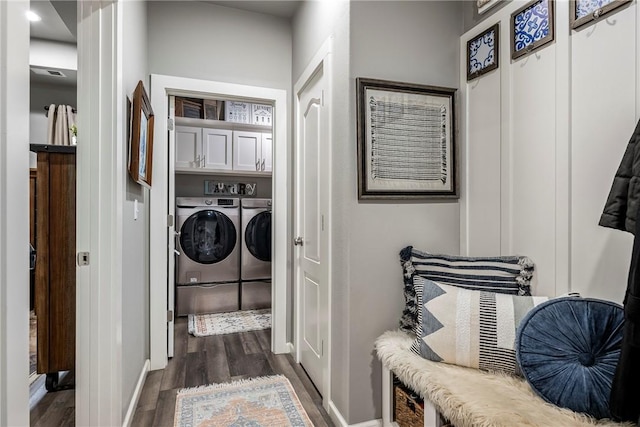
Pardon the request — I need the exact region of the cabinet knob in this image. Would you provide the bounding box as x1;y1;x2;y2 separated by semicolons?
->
256;160;260;171
261;159;265;171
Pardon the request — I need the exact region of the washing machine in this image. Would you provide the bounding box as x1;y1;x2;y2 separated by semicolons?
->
240;198;272;310
175;197;240;316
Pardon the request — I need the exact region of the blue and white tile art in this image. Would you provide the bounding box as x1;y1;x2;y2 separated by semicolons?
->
575;0;614;19
469;27;496;76
513;0;551;54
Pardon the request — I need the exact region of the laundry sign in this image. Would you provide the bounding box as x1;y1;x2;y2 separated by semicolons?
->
204;180;257;196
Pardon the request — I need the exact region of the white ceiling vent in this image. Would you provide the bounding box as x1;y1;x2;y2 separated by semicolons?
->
30;67;67;78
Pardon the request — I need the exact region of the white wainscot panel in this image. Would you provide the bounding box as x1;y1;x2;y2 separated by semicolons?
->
466;71;502;256
509;49;557;296
571;6;636;302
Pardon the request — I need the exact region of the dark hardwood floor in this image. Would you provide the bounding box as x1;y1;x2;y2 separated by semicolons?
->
30;317;333;426
133;316;334;426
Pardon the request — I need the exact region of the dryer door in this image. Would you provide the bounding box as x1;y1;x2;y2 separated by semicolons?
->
245;211;272;262
180;210;237;264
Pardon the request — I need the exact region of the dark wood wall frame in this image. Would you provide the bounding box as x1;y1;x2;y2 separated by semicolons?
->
356;78;458;200
129;80;155;188
511;0;555;61
570;0;631;30
467;23;500;81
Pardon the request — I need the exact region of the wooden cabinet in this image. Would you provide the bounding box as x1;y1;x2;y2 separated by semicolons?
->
233;131;272;172
31;144;76;390
176;125;233;171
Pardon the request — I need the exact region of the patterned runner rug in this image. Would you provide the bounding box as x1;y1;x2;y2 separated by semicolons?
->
174;375;313;427
188;309;271;337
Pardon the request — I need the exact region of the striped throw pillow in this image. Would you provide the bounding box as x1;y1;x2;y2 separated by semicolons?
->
412;277;548;375
398;246;534;332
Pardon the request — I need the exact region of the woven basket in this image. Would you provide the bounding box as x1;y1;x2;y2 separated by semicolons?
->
394;384;424;427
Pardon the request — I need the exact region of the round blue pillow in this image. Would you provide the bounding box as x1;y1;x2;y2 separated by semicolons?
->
515;297;624;419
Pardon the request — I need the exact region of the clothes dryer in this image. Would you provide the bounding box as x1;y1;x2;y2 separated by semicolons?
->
175;197;240;315
240;198;272;310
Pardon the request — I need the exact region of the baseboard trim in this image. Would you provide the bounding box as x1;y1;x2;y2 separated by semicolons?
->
122;359;150;427
328;400;382;427
286;341;295;354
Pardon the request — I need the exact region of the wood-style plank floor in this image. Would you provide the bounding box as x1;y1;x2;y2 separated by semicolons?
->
31;316;334;426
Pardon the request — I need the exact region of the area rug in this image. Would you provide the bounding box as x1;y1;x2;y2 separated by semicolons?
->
174;375;313;427
188;309;271;337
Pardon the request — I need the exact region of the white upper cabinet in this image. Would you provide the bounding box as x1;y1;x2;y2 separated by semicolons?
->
261;133;272;172
233;131;262;171
175;126;202;169
233;131;273;172
176;126;232;171
175;119;272;175
202;128;233;170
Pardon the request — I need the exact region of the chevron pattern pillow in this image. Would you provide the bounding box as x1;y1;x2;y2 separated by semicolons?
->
412;277;548;375
398;246;535;333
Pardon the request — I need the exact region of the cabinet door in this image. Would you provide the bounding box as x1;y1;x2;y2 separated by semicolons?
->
175;126;202;169
202;128;232;170
233;131;261;171
261;133;272;172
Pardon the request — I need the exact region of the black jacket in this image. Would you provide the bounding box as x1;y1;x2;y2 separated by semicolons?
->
600;118;640;424
600;119;640;234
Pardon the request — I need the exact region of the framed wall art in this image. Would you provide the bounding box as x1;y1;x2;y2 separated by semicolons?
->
467;23;500;81
477;0;503;14
128;80;155;188
511;0;555;61
570;0;631;30
356;78;458;200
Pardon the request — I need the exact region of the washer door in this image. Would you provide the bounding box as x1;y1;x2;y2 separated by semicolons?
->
180;210;237;264
245;211;271;262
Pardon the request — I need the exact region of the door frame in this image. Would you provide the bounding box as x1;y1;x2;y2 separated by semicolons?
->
149;74;289;369
0;0;30;424
293;37;333;407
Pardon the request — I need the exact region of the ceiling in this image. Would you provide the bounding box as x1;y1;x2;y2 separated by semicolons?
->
27;1;300;87
205;1;302;18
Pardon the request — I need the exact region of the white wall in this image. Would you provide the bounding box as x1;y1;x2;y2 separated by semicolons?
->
348;2;462;423
294;1;463;424
120;0;149;419
461;1;639;302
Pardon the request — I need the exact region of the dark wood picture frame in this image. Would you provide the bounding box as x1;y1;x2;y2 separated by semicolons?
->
511;0;555;61
467;23;500;81
128;80;154;188
570;0;631;30
356;78;458;200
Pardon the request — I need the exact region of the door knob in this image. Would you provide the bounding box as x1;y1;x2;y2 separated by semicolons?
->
294;237;303;246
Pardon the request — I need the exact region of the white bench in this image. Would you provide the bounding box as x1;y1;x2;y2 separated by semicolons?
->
376;330;632;427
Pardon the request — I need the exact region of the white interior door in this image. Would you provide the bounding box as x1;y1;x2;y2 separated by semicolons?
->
295;62;329;396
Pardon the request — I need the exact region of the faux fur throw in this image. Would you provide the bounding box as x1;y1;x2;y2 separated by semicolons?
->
375;330;633;427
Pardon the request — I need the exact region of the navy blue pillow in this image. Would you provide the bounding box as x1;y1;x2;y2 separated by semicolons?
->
515;297;624;419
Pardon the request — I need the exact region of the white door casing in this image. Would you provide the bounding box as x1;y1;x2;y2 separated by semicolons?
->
150;75;289;371
294;38;332;402
167;96;176;357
